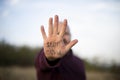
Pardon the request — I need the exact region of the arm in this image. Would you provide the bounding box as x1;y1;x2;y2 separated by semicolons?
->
35;49;86;80
35;48;61;71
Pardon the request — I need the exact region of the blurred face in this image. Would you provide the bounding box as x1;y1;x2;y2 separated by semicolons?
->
58;22;71;45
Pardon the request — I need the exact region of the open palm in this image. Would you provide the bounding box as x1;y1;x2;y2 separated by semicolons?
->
41;15;78;61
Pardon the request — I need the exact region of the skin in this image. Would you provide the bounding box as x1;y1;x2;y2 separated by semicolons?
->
58;22;71;45
41;15;78;61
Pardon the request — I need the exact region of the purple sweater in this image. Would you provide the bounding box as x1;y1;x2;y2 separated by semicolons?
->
35;49;86;80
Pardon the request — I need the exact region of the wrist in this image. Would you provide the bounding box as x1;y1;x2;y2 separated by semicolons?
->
46;58;60;66
46;57;58;61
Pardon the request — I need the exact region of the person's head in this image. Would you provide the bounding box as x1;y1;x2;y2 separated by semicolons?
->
58;22;71;45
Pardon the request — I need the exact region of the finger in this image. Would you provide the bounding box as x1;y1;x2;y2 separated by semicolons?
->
48;17;53;36
65;39;78;51
41;25;47;40
59;19;67;37
53;15;59;35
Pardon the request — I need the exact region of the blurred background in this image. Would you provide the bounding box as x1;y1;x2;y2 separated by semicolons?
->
0;0;120;80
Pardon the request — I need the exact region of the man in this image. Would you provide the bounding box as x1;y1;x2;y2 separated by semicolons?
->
35;15;86;80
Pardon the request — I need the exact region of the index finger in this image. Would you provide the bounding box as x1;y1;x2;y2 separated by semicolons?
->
59;19;67;37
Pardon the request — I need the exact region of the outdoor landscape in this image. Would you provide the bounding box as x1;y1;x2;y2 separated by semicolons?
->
0;40;120;80
1;0;120;80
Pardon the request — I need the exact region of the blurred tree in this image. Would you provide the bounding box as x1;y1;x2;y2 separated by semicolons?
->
0;40;41;66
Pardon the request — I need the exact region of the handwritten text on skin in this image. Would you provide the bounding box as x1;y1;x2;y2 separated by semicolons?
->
46;42;60;55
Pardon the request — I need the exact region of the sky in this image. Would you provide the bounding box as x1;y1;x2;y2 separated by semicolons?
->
0;0;120;65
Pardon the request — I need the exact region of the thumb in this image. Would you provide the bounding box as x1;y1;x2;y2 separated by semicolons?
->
65;39;78;51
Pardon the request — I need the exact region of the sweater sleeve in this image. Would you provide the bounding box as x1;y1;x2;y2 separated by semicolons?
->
35;48;61;71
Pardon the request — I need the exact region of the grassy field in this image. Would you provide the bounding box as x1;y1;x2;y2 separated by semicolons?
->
0;67;119;80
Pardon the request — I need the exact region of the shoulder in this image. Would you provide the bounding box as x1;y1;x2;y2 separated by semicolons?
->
69;49;84;64
61;49;86;80
62;49;85;67
70;50;85;69
73;54;84;65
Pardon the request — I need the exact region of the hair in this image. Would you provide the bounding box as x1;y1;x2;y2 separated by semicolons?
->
59;21;71;35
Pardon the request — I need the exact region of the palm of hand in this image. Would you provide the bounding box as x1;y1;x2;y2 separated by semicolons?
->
44;35;66;60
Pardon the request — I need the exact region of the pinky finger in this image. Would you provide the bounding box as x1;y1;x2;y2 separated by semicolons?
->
41;25;47;40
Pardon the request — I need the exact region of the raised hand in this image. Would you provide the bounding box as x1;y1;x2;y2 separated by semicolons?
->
41;15;78;61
